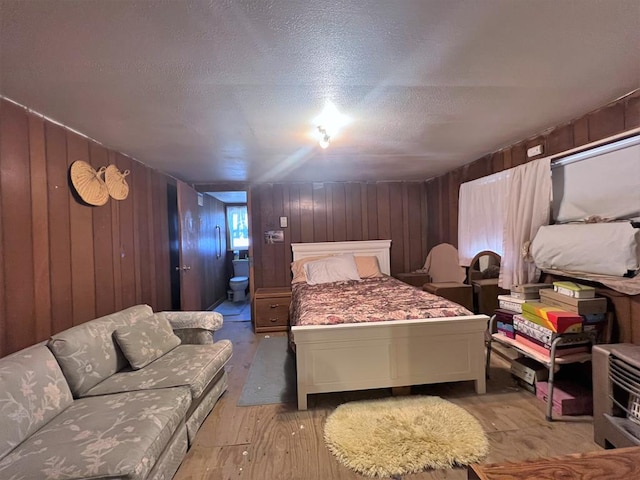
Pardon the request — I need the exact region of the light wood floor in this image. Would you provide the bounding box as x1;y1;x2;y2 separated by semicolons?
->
174;321;601;480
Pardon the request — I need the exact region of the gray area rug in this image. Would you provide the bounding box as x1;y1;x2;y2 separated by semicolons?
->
214;300;250;318
238;336;296;406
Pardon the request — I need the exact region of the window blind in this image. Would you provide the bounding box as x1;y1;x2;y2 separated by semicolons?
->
552;135;640;223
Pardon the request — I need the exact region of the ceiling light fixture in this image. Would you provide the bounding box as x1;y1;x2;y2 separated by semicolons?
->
312;101;351;149
317;126;331;149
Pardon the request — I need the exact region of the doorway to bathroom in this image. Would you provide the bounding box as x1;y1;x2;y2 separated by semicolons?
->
167;180;204;311
202;189;252;322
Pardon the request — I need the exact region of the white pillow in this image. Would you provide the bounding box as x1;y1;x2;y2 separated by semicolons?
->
304;254;361;285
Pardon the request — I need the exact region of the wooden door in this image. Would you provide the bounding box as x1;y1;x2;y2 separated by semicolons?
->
177;181;201;310
246;188;254;307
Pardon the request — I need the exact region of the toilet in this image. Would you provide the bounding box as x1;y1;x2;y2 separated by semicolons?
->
229;258;249;302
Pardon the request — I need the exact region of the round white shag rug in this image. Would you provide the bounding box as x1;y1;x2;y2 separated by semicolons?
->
324;396;489;477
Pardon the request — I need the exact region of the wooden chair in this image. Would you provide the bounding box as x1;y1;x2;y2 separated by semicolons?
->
467;250;509;315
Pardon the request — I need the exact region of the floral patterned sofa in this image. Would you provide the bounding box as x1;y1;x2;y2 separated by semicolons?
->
0;304;232;480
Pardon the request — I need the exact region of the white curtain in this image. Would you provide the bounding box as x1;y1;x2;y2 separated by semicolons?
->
457;170;510;266
499;158;552;289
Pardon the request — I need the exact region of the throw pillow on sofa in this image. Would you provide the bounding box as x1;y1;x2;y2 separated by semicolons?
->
114;314;181;369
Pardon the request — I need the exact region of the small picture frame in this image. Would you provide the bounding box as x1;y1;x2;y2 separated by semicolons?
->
264;230;284;244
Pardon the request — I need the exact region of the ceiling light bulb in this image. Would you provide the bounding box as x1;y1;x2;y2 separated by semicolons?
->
311;101;351;148
317;125;331;149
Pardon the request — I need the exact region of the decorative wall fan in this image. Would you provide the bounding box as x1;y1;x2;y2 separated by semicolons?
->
69;160;109;206
69;160;131;205
105;164;130;200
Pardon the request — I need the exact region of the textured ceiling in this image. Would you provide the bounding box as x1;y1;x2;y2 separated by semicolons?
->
1;0;638;183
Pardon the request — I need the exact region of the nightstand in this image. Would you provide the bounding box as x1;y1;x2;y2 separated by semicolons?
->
253;287;292;333
471;278;509;315
394;272;432;288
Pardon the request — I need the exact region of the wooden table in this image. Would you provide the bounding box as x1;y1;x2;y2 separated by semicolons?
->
468;446;640;479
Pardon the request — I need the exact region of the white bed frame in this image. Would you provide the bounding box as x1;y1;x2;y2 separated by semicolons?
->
291;240;488;410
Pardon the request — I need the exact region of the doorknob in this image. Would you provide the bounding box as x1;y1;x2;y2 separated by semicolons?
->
182;266;191;271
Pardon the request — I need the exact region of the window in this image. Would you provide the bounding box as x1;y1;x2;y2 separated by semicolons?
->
458;159;552;288
457;170;510;266
226;205;249;250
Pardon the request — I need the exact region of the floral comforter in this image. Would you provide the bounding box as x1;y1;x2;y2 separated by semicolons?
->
290;276;473;326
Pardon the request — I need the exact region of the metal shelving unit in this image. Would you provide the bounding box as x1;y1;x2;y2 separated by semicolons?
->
486;314;595;421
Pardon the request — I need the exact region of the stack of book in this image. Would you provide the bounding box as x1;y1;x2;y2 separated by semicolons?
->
553;281;596;299
539;281;608;341
510;283;553;300
512;302;590;357
498;283;553;314
495;308;516;339
495;281;608;349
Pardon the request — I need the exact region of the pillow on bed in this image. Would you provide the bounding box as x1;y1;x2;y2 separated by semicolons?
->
354;256;383;278
291;255;332;284
304;254;361;285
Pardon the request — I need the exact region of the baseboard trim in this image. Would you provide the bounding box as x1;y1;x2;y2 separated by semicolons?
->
207;297;226;312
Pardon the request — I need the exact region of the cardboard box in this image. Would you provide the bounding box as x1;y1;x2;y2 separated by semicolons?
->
494;308;516;339
497;321;515;339
515;377;536;394
553;281;596;298
583;312;606;324
511;283;553;294
514;333;590;357
513;315;587;347
521;302;583;333
539;289;607;315
510;291;540;300
495;308;515;319
510;357;549;384
583;321;607;343
498;295;524;313
536;381;593;416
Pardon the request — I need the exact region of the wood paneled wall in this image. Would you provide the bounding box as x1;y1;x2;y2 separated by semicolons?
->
250;181;429;289
425;91;640;251
199;194;228;309
0;99;174;357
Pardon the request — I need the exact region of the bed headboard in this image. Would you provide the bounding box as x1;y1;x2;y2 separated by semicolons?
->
291;240;392;275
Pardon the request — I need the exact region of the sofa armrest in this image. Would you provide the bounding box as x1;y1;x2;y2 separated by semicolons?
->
157;311;224;345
